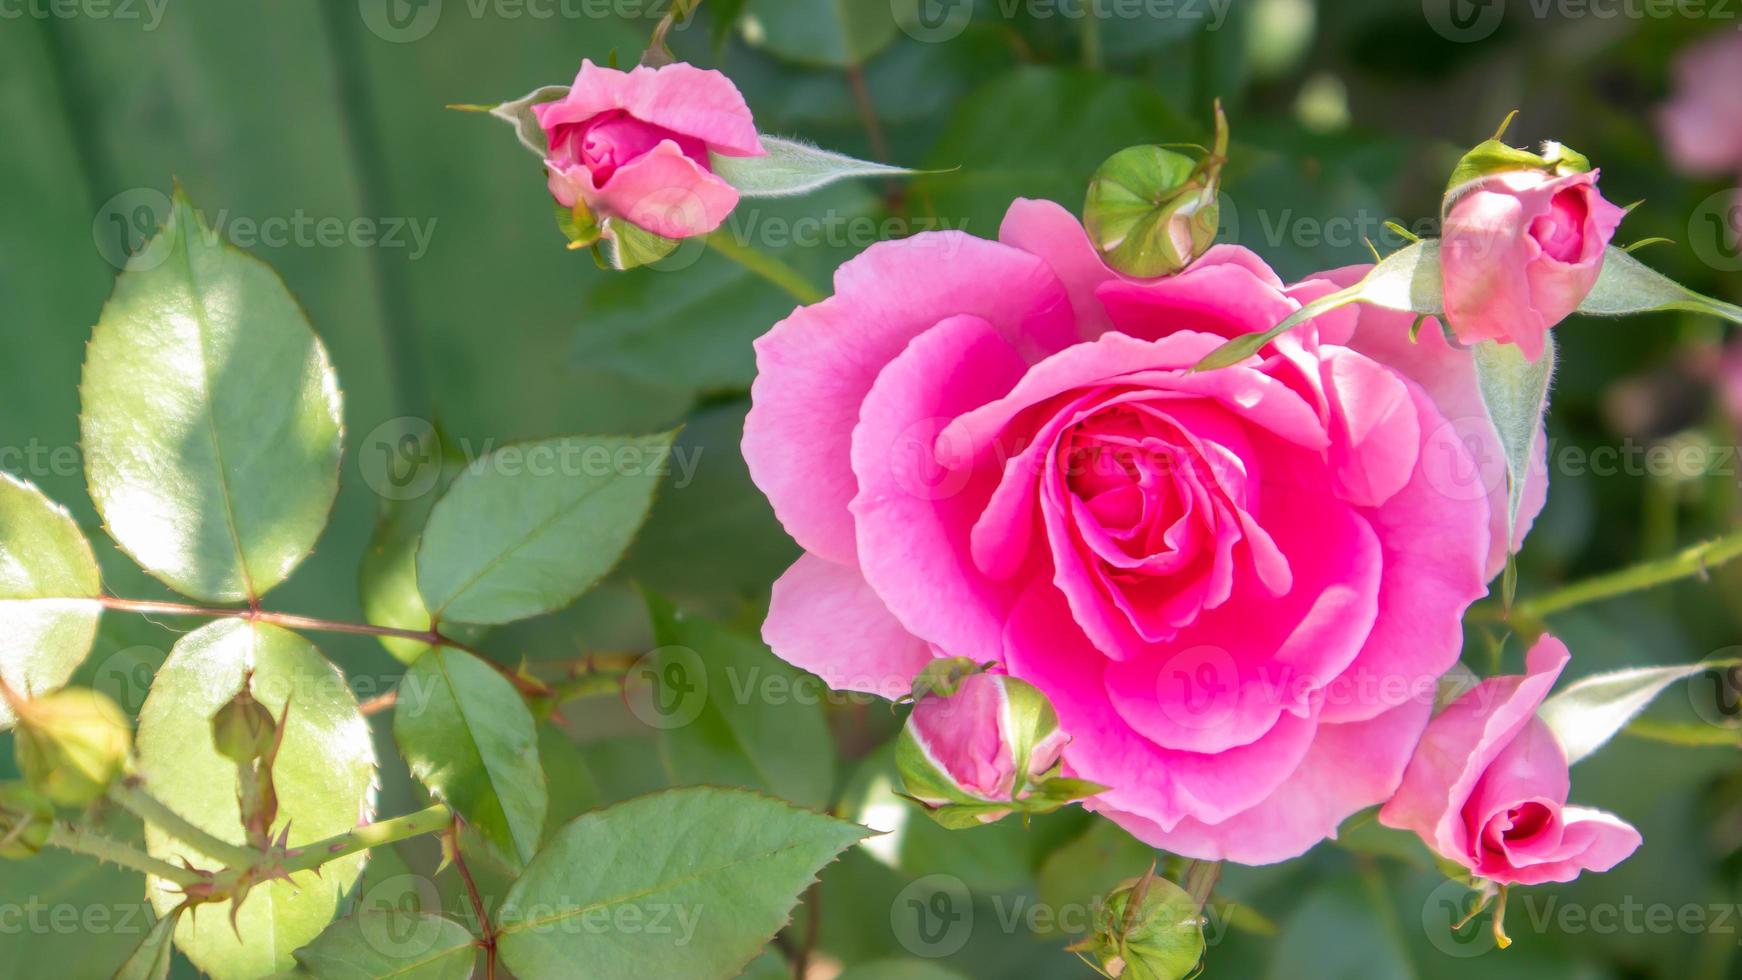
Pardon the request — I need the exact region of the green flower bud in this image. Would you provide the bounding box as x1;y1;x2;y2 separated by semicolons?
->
0;782;55;860
1443;111;1593;205
1073;869;1206;980
211;680;277;764
11;688;132;807
1084;101;1229;278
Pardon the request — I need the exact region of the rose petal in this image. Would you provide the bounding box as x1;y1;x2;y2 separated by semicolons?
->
536;59;764;156
763;552;934;700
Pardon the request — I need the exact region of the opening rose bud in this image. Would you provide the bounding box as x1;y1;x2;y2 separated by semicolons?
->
1440;127;1625;361
532;60;765;243
896;672;1089;828
4;686;132;808
0;782;55;860
1084;102;1229;278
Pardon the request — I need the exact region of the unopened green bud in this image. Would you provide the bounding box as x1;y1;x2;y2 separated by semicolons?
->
11;688;132;807
1084;101;1228;278
1074;869;1206;980
0;782;54;859
1443;112;1593;204
211;681;277;764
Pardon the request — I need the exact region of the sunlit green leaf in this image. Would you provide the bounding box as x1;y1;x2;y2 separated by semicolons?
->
0;473;103;730
1473;336;1555;604
292;911;477;980
1539;659;1739;765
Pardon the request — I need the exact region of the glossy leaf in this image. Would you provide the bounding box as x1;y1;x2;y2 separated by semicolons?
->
292;911;478;980
644;592;834;809
416;432;676;625
0;473;103;730
1473;336;1556;603
712;137;923;198
80;188;343;603
394;647;547;868
136;620;374;979
111;906;181;980
495;787;870;980
1539;660;1739;766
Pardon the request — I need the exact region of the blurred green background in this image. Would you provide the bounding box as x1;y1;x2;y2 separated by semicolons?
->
3;0;1741;977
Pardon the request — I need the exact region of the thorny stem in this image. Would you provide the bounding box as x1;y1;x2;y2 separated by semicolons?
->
109;778;256;869
46;820;207;887
449;821;499;980
1476;525;1742;626
279;804;454;878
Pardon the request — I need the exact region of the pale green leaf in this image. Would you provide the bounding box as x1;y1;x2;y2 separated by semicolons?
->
1539;660;1737;765
394;647;547;868
1473;336;1555;603
454;84;568;157
645;592;834;809
495;787;871;980
136;620;375;979
1195;239;1443;370
415;432;676;625
711;137;924;198
80;188;343;602
292;911;478;980
1576;245;1742;323
0;473;103;730
111;906;181;980
602;219;685;271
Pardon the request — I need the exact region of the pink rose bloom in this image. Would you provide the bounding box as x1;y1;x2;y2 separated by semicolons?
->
1441;169;1626;362
1658;32;1742;177
532;60;764;240
1379;635;1642;885
744;199;1541;863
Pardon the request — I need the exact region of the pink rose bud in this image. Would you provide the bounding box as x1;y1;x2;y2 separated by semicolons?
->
1379;635;1641;887
896;670;1089;828
1440;141;1626;361
532;60;764;241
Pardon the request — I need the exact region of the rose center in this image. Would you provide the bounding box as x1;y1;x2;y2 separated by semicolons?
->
548;111;710;187
1529;187;1590;263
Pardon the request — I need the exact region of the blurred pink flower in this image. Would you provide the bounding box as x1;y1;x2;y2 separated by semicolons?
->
1658;32;1742;178
744;199;1536;863
1380;635;1642;885
533;60;763;240
1441;170;1626;361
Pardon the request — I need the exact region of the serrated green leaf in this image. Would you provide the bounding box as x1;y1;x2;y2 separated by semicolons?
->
495;787;871;980
1539;660;1739;766
1575;244;1742;323
416;432;675;626
358;431;485;663
645;592;834;810
136;620;375;979
292;911;478;980
80;189;343;603
711;137;923;197
394;647;546;868
1472;336;1555;603
0;473;103;730
110;905;180;980
1195;239;1442;371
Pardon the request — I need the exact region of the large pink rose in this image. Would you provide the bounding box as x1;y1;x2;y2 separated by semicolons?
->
744;200;1535;863
1441;169;1626;361
533;60;764;240
1657;31;1742;177
1379;635;1642;885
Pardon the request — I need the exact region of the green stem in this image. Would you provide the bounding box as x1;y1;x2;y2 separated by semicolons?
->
109;778;256;869
705;232;825;305
46;821;207;887
279;804;453;877
1081;11;1103;71
1507;526;1742;622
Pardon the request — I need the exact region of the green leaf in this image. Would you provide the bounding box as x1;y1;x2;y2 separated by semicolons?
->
1036;819;1156;937
539;724;603;836
80;188;343;603
292;911;478;980
357;428;485;663
1575;244;1742;324
1195;239;1442;371
1538;660;1738;766
136;620;375;979
601;219;684;271
451;84;568;157
740;0;897;68
0;473;103;730
415;432;676;626
711;137;925;197
394;646;547;868
495;787;871;980
644;592;835;809
1473;336;1555;604
111;906;181;980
